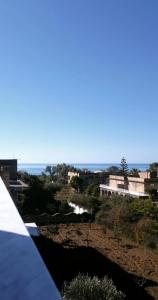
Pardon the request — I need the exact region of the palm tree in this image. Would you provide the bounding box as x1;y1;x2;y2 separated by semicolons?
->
129;168;140;177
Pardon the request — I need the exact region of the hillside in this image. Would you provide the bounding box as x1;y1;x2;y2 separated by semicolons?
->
38;223;158;300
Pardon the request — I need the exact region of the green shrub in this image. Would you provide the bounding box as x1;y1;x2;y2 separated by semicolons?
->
62;274;125;300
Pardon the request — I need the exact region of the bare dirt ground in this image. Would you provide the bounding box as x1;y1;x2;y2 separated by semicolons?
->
40;223;158;299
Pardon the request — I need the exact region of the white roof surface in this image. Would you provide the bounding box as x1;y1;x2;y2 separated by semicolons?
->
25;223;40;236
0;177;61;300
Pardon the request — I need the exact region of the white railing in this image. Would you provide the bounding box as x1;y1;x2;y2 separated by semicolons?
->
0;177;61;300
100;184;148;197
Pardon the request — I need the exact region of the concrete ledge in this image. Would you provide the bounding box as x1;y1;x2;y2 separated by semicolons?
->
0;177;61;300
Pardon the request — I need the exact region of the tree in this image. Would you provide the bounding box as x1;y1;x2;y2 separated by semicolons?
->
62;274;125;300
87;196;101;218
22;175;52;213
106;166;120;175
44;165;52;176
149;162;158;173
70;176;83;192
55;186;76;202
120;157;128;177
129;168;140;177
85;184;100;197
128;198;153;222
43;163;79;184
20;174;73;215
96;195;130;235
134;218;158;248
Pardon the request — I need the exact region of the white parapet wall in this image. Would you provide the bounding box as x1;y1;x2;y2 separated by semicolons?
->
0;177;61;300
25;222;40;237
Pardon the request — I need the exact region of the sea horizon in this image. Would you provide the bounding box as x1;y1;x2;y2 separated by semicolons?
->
18;162;150;176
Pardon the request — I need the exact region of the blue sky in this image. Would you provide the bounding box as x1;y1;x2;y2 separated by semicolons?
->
0;0;158;163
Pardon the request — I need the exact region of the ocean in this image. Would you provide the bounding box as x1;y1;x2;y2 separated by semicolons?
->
18;163;149;176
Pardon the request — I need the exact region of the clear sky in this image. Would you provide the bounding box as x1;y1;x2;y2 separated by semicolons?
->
0;0;158;163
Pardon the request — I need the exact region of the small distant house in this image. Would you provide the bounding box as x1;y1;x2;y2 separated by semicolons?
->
0;159;28;203
68;170;107;187
68;171;80;184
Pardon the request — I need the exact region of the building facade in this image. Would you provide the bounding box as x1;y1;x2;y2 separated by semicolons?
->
68;170;107;188
68;171;80;184
0;159;28;203
100;172;158;198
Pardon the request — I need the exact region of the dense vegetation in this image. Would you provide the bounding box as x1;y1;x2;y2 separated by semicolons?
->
17;161;158;300
18;161;158;250
96;195;158;249
18;168;73;215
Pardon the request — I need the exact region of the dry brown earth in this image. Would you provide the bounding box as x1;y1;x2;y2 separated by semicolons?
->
40;223;158;299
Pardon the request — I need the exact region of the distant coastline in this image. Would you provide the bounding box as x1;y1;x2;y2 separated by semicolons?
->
18;163;149;176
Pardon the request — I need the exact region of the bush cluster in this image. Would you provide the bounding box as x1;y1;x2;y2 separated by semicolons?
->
96;195;158;249
62;274;125;300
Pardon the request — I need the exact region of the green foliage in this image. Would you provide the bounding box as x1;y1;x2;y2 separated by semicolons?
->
96;193;158;249
128;198;153;222
85;184;100;197
149;162;158;172
55;186;76;202
43;163;79;184
96;196;131;236
22;175;50;213
19;167;158;252
70;176;83;192
19;174;72;215
128;168;140;177
106;166;120;175
62;274;125;300
69;193;89;208
87;196;101;216
70;193;101;217
133;218;158;246
98;194;131;214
